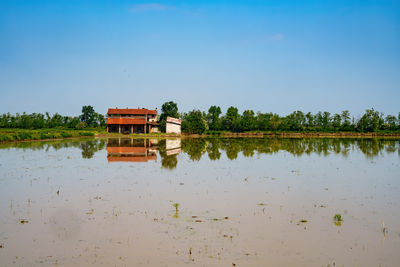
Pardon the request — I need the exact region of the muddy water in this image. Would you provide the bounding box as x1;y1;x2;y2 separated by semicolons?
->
0;138;399;266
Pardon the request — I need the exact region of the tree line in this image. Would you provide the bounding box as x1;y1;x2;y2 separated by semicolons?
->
1;102;399;134
176;105;400;134
0;106;105;129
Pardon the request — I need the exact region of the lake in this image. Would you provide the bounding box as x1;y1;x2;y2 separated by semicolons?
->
0;137;399;266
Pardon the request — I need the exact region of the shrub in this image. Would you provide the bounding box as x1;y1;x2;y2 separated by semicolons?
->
76;122;87;129
79;132;94;136
40;132;56;139
61;132;72;138
15;132;32;140
0;134;12;142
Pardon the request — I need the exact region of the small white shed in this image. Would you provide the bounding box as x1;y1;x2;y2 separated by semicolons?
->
166;117;182;134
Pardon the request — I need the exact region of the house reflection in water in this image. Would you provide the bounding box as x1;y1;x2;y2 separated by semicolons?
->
106;138;158;162
166;139;181;156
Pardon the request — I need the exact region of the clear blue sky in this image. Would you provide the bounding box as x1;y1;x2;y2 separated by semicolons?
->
0;0;399;116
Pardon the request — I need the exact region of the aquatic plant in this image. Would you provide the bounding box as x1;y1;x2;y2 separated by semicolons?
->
173;203;180;218
333;214;343;222
333;213;343;226
173;203;179;212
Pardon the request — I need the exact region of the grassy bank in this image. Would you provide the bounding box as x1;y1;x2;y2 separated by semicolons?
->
0;128;104;142
202;130;400;137
95;131;400;139
2;128;400;143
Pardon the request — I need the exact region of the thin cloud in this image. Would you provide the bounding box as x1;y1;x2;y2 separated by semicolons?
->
130;3;169;13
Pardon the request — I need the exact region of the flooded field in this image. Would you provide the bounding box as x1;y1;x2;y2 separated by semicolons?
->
0;137;399;266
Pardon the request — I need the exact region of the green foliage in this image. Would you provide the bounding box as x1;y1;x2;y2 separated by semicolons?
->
182;110;207;134
221;106;241;132
384;115;397;130
61;132;73;138
0;106;105;130
240;110;256;131
80;106;96;126
159;101;179;132
75;122;87;129
79;132;95;136
333;213;343;225
357;108;384;132
0;128;100;143
207;106;222;131
0;104;399;135
40;132;56;139
14;132;32;140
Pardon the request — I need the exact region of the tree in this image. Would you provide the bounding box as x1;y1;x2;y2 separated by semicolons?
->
207;106;222;131
240;110;256;131
357;108;383;132
284;111;306;131
181;110;207;134
340;110;351;131
269;114;281;130
322;112;331;130
384;115;397;130
398;112;400;130
256;112;273;131
332;113;342;130
159;101;179;132
222;106;240;132
305;112;314;130
80;106;96;126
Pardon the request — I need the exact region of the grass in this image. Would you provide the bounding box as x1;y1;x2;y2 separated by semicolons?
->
0;128;100;143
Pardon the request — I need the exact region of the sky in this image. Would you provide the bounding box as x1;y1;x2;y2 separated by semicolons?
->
0;0;399;116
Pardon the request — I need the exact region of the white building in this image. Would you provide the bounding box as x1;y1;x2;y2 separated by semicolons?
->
166;117;182;134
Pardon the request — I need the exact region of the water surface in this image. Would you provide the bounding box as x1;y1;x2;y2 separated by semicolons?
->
0;137;399;266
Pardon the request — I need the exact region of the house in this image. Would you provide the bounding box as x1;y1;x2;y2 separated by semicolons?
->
107;108;159;134
166;117;182;134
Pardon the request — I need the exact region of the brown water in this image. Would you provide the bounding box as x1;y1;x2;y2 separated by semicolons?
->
0;137;399;266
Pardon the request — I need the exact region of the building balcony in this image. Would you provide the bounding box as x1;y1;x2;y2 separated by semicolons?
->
107;118;147;125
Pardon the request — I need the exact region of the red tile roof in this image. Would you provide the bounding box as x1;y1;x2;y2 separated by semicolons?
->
166;117;182;125
107;108;157;115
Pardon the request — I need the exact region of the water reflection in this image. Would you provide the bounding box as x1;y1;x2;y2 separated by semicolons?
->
1;137;400;266
158;139;181;169
106;137;400;169
106;138;158;162
182;138;400;161
80;139;106;159
0;137;399;164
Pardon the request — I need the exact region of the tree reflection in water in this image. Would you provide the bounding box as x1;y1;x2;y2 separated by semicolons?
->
1;137;399;166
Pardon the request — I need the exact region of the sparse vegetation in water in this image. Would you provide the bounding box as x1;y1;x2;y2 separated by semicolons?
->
382;220;388;234
173;203;179;212
333;213;343;226
20;219;29;224
300;219;308;223
333;214;343;221
173;203;180;218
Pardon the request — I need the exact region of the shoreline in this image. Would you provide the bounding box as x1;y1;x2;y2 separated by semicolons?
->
1;131;400;144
